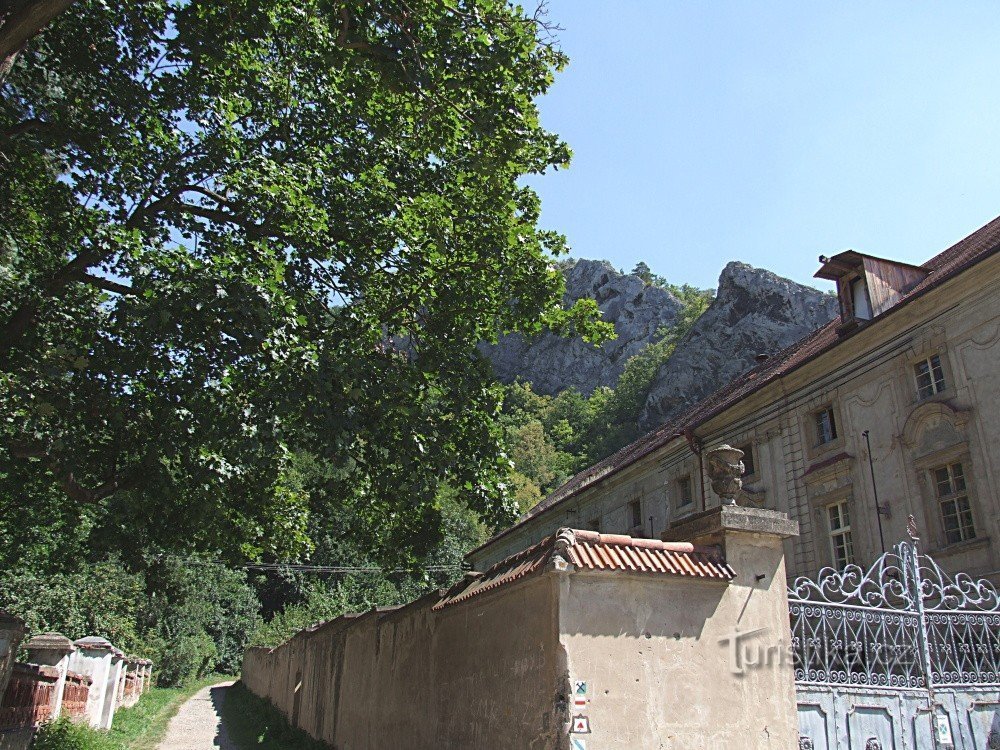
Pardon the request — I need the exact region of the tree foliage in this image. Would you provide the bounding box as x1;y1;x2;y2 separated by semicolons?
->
0;0;609;566
0;555;261;685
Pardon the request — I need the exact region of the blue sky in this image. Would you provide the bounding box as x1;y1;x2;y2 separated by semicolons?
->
527;2;1000;291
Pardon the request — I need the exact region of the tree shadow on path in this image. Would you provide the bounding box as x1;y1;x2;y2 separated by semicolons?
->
209;685;242;750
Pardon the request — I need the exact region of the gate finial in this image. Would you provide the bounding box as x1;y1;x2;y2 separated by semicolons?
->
906;514;919;541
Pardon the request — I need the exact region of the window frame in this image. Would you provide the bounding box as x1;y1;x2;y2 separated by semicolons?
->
825;498;855;570
813;405;839;447
675;475;694;510
913;353;947;401
736;442;756;479
849;276;872;320
628;499;643;532
933;461;976;546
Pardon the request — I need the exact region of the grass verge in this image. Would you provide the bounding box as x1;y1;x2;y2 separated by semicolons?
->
218;681;326;749
32;673;236;750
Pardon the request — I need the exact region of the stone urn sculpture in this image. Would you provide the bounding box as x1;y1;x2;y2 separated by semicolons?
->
706;444;745;505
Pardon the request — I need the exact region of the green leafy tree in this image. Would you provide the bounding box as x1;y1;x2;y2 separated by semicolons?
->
0;1;609;566
631;261;653;283
141;558;261;680
0;559;145;652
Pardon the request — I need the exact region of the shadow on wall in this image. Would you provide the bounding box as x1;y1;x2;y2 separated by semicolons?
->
558;575;726;640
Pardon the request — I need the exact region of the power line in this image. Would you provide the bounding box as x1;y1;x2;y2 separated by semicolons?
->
150;554;464;575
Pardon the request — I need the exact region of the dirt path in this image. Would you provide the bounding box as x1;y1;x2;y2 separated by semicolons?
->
157;681;240;750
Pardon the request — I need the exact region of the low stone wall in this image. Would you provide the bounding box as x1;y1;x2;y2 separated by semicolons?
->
60;671;91;720
0;664;58;729
0;630;152;746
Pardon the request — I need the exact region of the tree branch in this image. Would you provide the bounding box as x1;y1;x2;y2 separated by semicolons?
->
9;441;145;504
1;117;51;140
0;0;76;71
76;272;133;296
0;247;103;357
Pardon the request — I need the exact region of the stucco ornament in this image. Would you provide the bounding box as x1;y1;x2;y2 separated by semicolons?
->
706;444;745;505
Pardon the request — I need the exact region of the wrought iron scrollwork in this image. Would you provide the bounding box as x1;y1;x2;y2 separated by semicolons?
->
789;540;1000;689
788;545;914;611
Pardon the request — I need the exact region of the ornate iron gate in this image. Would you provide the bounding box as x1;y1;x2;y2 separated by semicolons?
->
788;520;1000;749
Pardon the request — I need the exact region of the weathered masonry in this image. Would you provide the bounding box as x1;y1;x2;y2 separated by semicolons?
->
470;214;1000;589
242;506;800;749
0;623;152;749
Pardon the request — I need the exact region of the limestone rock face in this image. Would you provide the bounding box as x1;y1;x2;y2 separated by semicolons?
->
639;261;838;430
480;259;684;395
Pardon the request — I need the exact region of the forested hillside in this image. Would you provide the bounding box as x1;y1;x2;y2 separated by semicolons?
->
498;267;713;508
495;259;837;508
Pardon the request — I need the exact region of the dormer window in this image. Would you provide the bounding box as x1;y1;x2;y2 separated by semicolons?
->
815;251;928;330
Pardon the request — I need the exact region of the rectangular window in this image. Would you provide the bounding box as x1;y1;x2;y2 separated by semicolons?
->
738;443;755;477
935;462;975;544
914;354;946;400
629;499;643;530
677;475;694;508
827;499;855;569
814;407;838;446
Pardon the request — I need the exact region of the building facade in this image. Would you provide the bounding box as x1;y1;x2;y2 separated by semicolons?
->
470;215;1000;585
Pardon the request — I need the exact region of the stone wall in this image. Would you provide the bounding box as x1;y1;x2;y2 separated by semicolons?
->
242;507;799;749
244;576;564;749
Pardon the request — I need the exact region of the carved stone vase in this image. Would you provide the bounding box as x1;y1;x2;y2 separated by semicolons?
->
706;444;745;505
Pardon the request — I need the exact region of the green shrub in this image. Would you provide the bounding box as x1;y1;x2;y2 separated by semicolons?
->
31;719;116;750
0;560;144;653
141;557;261;683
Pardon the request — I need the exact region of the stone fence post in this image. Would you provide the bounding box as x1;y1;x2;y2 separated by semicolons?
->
24;633;75;720
68;636;116;729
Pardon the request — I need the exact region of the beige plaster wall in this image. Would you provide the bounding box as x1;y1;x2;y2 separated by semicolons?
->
241;575;565;749
558;531;798;749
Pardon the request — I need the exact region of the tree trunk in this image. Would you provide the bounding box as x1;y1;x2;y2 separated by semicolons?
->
0;0;75;81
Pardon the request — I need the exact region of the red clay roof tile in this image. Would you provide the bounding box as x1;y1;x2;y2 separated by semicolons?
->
437;529;733;609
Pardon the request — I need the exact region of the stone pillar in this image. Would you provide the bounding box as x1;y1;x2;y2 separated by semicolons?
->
24;633;75;719
68;636;115;728
0;611;26;701
661;505;801;746
99;647;125;729
115;654;127;706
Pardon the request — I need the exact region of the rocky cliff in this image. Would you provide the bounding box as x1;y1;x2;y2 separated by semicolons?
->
480;259;684;395
639;261;838;430
483;258;838;432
